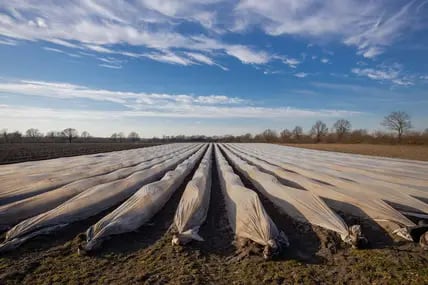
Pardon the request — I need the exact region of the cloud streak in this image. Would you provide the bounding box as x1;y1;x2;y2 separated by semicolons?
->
0;79;360;120
1;0;422;69
351;63;414;85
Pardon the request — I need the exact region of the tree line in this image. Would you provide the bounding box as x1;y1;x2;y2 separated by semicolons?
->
1;111;427;144
0;128;142;143
221;111;426;144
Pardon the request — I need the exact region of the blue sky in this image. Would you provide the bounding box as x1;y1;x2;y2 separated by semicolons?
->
0;0;427;137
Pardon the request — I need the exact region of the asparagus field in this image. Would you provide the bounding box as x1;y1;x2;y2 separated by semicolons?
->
1;143;428;284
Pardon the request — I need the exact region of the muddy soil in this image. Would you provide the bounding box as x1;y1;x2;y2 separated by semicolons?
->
1;150;428;284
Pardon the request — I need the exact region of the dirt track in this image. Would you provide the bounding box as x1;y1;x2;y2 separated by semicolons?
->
1;148;428;284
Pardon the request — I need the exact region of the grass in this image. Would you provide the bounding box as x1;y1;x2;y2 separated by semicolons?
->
283;143;428;161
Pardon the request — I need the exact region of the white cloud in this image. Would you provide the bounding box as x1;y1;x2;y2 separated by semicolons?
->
360;47;384;58
43;46;81;58
351;64;413;85
234;0;426;58
0;1;275;68
0;0;425;69
99;63;122;69
0;37;17;46
278;56;301;68
0;79;359;123
320;58;329;64
225;45;270;64
0;79;246;106
0;104;360;121
142;51;194;65
183;52;228;70
294;72;308;78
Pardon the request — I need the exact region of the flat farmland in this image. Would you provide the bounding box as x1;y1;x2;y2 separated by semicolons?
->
284;143;428;161
0;143;159;165
0;143;427;284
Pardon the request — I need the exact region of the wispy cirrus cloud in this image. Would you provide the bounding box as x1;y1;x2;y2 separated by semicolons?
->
0;37;18;46
320;58;330;64
0;104;360;121
43;47;81;58
0;1;277;68
0;79;245;105
225;45;271;64
0;78;360;120
0;0;426;75
294;72;308;78
351;63;414;86
234;0;427;58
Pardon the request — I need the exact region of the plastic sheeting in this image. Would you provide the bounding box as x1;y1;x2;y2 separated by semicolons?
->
0;144;197;230
232;144;428;216
0;144;202;252
225;144;416;239
240;143;428;194
172;144;213;245
219;144;353;243
0;144;191;205
82;145;208;251
214;145;286;258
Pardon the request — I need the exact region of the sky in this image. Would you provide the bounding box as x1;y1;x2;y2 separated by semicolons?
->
0;0;427;137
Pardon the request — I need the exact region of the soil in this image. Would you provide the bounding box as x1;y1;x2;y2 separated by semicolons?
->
0;143;159;165
1;149;428;284
283;143;428;161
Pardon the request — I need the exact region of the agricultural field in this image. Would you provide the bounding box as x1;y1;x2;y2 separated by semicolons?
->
284;143;428;161
0;143;428;284
0;143;158;165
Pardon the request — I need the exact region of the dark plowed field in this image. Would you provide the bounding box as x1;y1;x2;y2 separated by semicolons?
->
0;143;159;165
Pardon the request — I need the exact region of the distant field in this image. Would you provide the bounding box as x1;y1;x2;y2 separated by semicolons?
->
0;143;159;165
284;143;428;161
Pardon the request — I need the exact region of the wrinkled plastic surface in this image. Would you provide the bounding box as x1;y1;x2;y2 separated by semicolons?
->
219;144;351;241
172;144;213;245
0;144;202;251
0;144;191;205
225;144;417;236
83;145;208;250
214;145;283;248
0;144;195;229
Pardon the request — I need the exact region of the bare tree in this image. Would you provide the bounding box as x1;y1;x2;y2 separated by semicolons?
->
118;132;125;142
25;128;43;141
261;129;278;142
81;131;91;140
242;133;253;142
1;129;8;143
128;131;140;142
381;111;412;142
280;129;292;142
333;119;352;141
292;126;303;141
46;131;63;141
311;120;328;143
62;128;78;143
9;131;22;143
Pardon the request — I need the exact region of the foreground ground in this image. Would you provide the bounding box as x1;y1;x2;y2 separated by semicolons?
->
0;143;158;164
284;143;428;161
1;153;427;285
